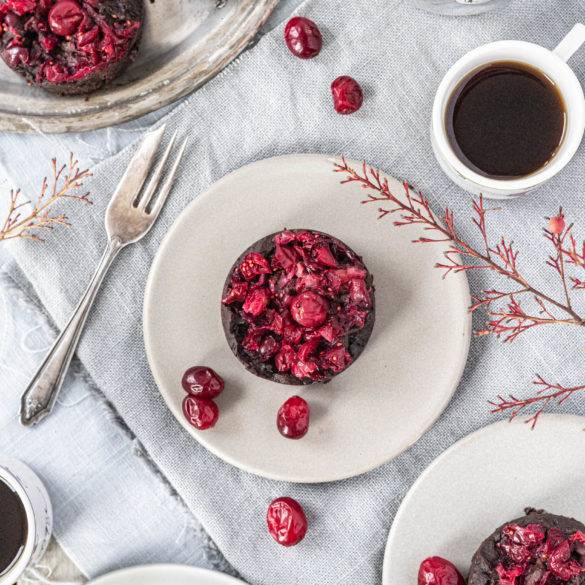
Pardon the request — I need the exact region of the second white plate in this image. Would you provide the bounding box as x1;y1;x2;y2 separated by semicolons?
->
144;154;471;483
383;414;585;583
88;565;246;585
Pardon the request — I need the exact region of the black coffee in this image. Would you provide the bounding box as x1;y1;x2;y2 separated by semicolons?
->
446;61;566;178
0;477;27;576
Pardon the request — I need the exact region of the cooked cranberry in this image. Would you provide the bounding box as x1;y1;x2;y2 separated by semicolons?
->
182;396;219;430
4;45;29;67
259;335;278;362
48;0;84;36
277;396;310;439
181;366;224;399
284;16;322;59
266;497;308;547
243;287;270;317
3;0;35;16
331;76;364;115
239;252;271;281
290;291;328;328
418;557;465;585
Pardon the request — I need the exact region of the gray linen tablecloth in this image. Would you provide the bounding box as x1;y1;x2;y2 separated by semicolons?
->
3;0;585;584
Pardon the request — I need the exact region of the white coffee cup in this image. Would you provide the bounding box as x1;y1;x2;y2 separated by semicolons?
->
431;23;585;199
0;458;53;585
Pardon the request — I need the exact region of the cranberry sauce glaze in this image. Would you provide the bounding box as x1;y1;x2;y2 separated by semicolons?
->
468;510;585;585
0;0;143;94
221;229;375;385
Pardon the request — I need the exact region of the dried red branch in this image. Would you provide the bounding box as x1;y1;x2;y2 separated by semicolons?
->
0;154;92;243
489;375;585;429
334;158;585;340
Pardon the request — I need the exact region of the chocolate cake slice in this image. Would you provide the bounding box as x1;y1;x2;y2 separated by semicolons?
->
221;229;375;385
0;0;143;95
468;509;585;585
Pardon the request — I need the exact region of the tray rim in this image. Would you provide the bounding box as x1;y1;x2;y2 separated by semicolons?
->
0;0;278;134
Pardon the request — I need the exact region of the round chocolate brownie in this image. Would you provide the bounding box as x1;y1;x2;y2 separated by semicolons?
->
0;0;143;95
468;509;585;585
221;229;376;385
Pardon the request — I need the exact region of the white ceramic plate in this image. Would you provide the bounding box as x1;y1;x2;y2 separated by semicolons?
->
144;154;471;483
0;0;276;133
383;414;585;583
88;565;246;585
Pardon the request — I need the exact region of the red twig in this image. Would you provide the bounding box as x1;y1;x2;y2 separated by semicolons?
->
489;375;585;429
334;158;585;341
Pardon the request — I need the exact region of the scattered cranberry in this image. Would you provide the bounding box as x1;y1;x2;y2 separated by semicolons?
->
548;213;565;235
266;497;308;547
290;291;328;328
418;557;465;585
48;0;84;37
181;366;224;399
182;396;219;430
284;16;322;59
331;76;364;115
277;396;310;439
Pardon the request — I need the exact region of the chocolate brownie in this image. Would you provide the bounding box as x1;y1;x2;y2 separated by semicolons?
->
0;0;143;95
221;229;376;385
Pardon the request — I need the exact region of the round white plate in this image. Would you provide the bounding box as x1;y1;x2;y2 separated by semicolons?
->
144;154;471;483
88;565;246;585
383;414;585;583
0;0;276;133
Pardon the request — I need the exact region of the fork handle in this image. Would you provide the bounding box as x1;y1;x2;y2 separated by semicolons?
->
20;237;123;426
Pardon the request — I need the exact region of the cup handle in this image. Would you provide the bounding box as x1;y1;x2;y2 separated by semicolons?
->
554;23;585;62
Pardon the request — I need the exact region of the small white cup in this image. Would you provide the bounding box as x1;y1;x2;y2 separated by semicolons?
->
0;459;53;585
431;24;585;199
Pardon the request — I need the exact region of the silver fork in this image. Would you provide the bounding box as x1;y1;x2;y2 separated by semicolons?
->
20;125;187;427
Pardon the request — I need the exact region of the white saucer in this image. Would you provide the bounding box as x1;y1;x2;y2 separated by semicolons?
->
88;565;245;585
144;154;471;483
383;414;585;583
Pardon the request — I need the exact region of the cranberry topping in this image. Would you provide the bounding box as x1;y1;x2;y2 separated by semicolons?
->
48;0;83;36
284;16;322;59
277;396;310;439
182;396;219;431
290;291;328;328
418;557;465;585
222;229;374;383
331;76;364;115
494;523;585;584
0;0;142;86
266;497;308;547
181;366;224;400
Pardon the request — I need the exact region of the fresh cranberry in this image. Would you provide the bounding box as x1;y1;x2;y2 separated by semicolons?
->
48;0;84;36
290;291;328;328
182;396;219;430
418;557;465;585
331;76;364;115
266;497;308;547
181;366;224;399
277;396;310;439
284;16;322;59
